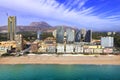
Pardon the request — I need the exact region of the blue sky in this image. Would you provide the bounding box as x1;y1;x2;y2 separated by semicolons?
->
0;0;120;31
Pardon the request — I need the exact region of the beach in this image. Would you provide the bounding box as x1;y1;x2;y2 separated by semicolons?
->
0;54;120;65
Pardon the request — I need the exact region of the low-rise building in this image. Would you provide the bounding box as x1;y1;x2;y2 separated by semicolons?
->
0;41;17;54
57;44;64;53
30;43;38;52
66;44;74;53
15;34;23;51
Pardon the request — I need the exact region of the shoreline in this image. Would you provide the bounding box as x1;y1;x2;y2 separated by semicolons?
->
0;54;120;65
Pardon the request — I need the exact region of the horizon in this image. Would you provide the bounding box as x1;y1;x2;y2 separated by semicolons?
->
0;0;120;31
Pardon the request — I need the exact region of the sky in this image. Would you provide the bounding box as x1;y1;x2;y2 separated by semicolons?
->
0;0;120;31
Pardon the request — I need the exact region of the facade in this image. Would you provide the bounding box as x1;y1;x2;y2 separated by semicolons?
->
93;49;103;53
103;48;113;54
84;48;94;53
0;41;16;48
47;46;56;53
75;30;81;42
80;28;86;41
38;37;56;53
37;31;41;40
0;41;16;54
85;30;92;42
101;37;114;48
52;30;57;38
74;45;83;53
66;44;74;53
38;42;47;53
30;43;38;52
57;44;64;53
56;27;64;43
44;37;56;45
44;37;56;53
8;16;16;41
15;34;23;51
66;29;75;43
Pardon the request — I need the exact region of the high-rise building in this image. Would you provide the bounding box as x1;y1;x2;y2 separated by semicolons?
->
66;29;75;43
75;30;81;42
8;16;16;41
37;30;41;40
101;37;114;48
56;27;64;43
52;30;57;38
85;30;92;42
80;28;86;40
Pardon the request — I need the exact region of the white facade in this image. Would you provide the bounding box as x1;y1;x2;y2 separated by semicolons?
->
84;48;94;53
66;44;74;53
101;37;114;48
0;46;10;54
75;45;83;53
57;44;64;53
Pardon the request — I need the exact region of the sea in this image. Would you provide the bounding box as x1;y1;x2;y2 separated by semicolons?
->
0;64;120;80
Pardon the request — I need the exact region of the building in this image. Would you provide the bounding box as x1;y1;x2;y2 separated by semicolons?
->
44;37;56;44
75;30;81;42
8;16;16;41
66;44;74;53
37;37;56;53
52;30;57;38
66;29;75;43
37;30;41;40
56;27;64;43
80;28;86;41
38;42;47;53
0;41;17;54
44;37;56;53
57;44;65;53
112;32;116;35
85;30;92;42
107;32;116;36
15;34;23;51
30;43;38;52
101;37;114;48
107;32;112;36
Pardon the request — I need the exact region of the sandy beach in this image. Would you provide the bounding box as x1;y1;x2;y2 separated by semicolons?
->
0;54;120;65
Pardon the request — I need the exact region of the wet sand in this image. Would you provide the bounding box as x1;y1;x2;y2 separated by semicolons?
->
0;54;120;65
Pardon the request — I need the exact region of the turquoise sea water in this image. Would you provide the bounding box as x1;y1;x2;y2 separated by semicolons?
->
0;65;120;80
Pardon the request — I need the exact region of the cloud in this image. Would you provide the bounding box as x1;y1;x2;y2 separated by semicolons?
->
0;0;120;31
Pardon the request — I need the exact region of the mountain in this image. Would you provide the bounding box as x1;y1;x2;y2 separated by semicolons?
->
0;21;52;32
30;21;52;28
0;22;78;33
18;22;52;32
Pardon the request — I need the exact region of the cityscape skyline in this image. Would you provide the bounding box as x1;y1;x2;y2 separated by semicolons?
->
0;0;120;31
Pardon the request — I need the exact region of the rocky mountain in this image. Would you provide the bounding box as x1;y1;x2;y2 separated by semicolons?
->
30;21;52;28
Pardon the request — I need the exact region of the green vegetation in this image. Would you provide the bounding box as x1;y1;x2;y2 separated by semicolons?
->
113;33;120;47
17;31;37;41
92;32;107;39
0;33;8;41
92;32;120;48
17;31;54;41
40;32;54;40
0;31;53;41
